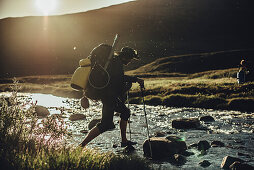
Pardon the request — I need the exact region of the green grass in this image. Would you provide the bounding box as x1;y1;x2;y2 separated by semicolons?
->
0;82;151;170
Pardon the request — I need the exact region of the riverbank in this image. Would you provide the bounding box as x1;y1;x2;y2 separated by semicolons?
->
0;74;253;112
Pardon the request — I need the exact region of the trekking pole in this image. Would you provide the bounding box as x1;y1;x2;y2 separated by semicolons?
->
140;85;153;159
127;91;132;141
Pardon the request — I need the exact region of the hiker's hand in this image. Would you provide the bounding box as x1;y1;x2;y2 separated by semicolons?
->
137;78;144;88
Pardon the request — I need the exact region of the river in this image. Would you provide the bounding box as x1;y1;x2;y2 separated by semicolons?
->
3;92;254;169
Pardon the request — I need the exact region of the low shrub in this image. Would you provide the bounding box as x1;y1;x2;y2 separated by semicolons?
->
0;81;151;170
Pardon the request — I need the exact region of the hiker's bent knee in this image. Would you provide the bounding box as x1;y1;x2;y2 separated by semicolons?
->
120;109;130;121
96;122;115;133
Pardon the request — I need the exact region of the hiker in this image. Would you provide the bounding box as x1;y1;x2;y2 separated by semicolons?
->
237;59;250;84
79;45;144;148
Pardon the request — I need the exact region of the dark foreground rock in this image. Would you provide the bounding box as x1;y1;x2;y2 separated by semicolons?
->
221;156;244;169
34;105;50;118
143;136;187;160
172;118;200;129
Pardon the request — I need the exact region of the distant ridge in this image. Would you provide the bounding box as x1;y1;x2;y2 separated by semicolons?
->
0;0;254;77
127;49;254;76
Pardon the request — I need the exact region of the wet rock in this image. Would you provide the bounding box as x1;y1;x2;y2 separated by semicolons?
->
154;131;166;137
172;118;200;129
199;160;211;167
34;105;50;118
211;140;225;147
229;161;254;170
199;115;215;122
69;114;86;121
171;154;186;165
220;156;244;169
198;140;210;151
88;119;101;130
143;136;187;160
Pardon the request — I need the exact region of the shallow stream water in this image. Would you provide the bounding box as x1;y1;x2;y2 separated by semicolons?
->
2;92;254;169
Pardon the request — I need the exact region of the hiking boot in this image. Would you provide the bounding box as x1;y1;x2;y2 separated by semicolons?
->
121;140;137;147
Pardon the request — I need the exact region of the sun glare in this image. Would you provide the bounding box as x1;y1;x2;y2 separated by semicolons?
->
36;0;57;16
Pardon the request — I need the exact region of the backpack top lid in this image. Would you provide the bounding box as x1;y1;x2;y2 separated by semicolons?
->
89;43;112;66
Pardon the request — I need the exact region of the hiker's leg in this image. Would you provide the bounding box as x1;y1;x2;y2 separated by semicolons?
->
120;119;128;143
80;127;100;147
80;97;115;147
96;97;116;132
115;99;130;143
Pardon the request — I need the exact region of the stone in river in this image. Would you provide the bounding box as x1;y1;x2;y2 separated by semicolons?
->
199;115;215;122
172;118;200;129
34;105;50;118
198;140;211;151
199;160;211;167
143;136;187;160
69;114;86;121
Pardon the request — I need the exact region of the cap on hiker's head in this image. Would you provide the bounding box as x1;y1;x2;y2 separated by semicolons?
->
121;47;139;60
240;59;246;66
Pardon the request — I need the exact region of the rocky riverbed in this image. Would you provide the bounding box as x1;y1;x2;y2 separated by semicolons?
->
2;92;254;169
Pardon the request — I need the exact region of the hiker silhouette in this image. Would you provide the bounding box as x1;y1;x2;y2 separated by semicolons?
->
80;45;144;148
237;59;252;84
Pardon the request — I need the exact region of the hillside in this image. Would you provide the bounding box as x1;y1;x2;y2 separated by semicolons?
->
127;49;254;77
0;0;254;77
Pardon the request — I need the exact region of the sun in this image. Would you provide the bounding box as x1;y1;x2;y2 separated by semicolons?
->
36;0;57;16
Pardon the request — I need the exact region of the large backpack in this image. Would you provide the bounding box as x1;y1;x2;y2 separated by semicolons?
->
85;44;112;100
71;35;119;100
70;44;113;99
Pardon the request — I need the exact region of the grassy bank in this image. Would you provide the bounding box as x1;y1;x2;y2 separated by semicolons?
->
0;88;150;170
0;70;253;112
129;69;254;112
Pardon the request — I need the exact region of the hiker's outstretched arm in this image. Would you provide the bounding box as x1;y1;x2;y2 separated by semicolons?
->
124;75;144;86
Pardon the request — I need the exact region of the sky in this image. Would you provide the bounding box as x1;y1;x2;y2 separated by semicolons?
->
0;0;135;19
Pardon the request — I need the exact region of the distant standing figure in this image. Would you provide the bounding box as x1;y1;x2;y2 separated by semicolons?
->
237;59;249;84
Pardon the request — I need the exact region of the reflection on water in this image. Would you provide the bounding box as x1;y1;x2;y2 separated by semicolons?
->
2;92;254;169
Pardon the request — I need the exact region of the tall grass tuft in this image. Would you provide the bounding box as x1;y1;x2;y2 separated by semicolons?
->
0;80;151;170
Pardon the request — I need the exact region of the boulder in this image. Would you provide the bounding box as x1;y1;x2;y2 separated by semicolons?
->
221;156;244;169
88;119;101;130
69;114;86;121
143;136;187;160
172;118;200;129
34;105;50;118
211;141;225;147
198;140;211;151
199;115;215;122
